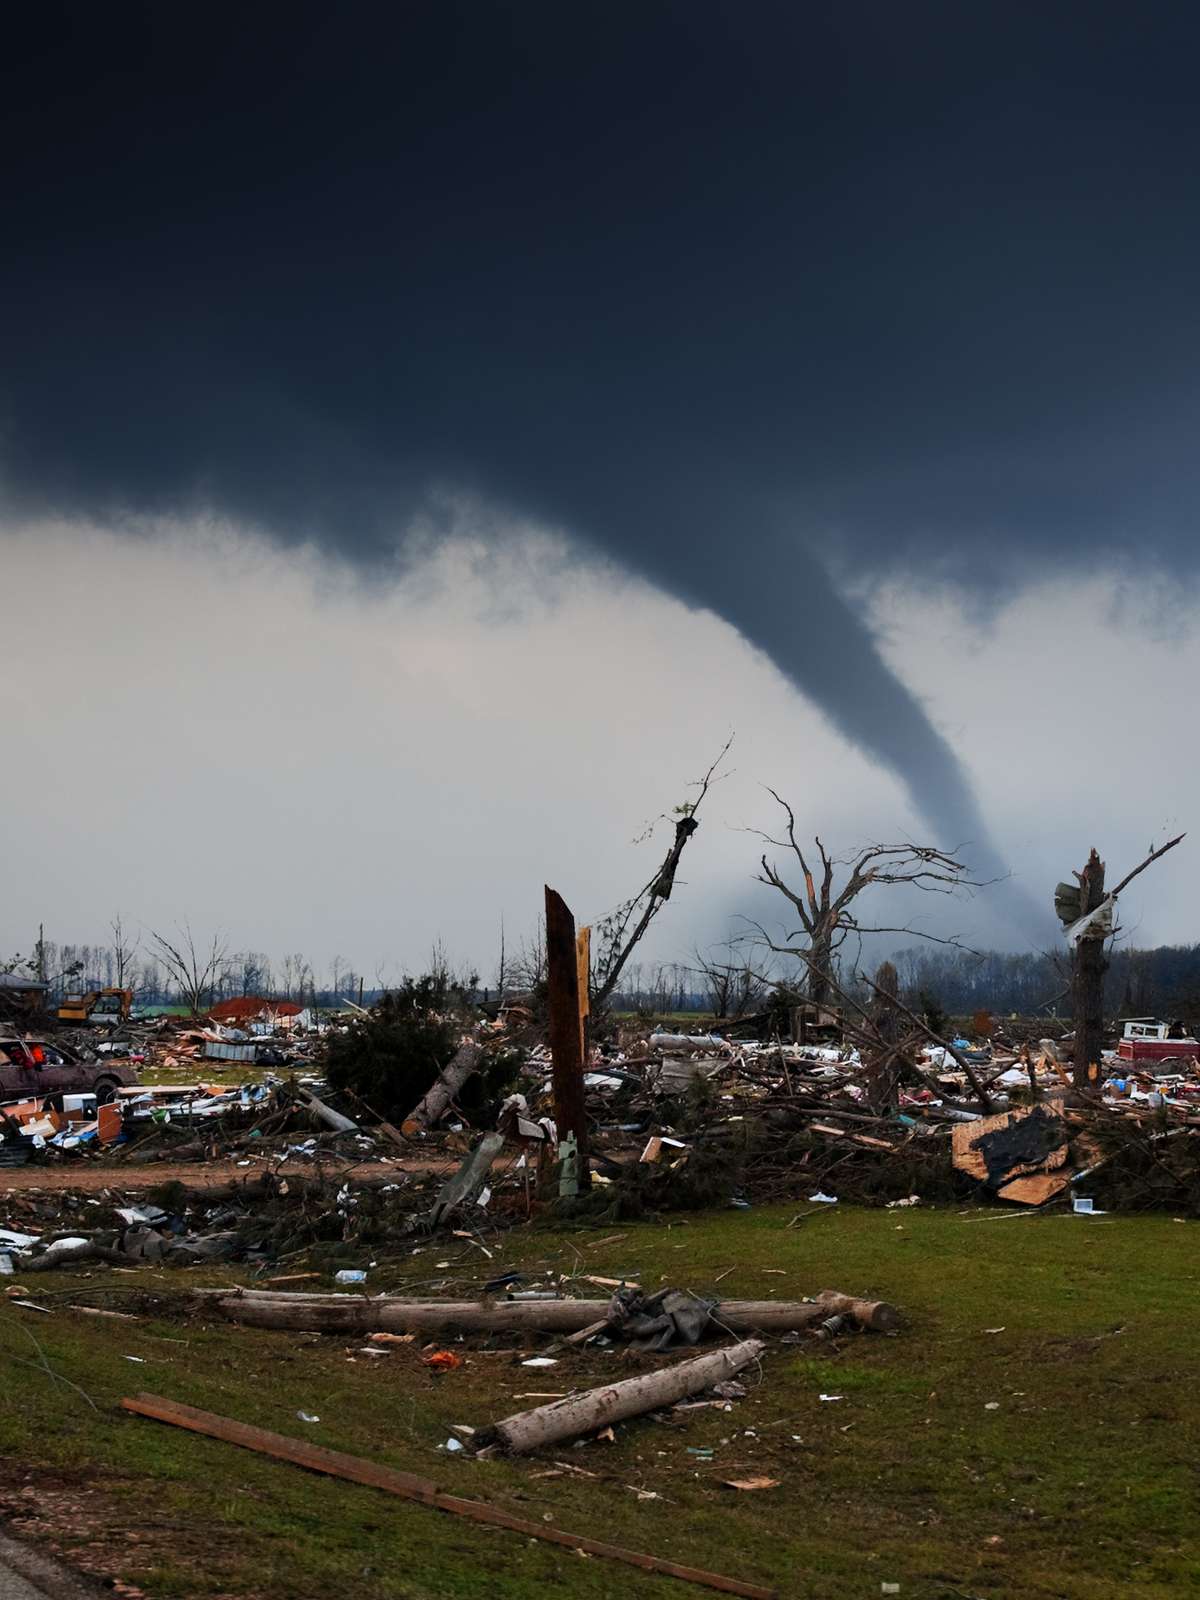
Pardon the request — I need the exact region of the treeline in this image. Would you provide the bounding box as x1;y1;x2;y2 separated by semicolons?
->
891;943;1200;1020
6;940;365;1009
12;930;1200;1022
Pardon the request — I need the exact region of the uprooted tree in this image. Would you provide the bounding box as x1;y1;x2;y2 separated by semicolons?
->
752;790;982;1006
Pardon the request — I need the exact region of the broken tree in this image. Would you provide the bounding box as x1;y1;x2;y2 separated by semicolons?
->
752;792;982;1006
590;736;733;1012
1055;834;1185;1091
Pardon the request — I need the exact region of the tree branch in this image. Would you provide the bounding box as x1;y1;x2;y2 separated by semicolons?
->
1108;833;1186;901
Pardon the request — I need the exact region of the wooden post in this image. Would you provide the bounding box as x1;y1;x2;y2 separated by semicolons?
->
1071;848;1108;1091
545;886;590;1188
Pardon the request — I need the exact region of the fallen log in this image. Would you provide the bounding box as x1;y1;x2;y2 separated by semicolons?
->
477;1339;764;1455
195;1288;898;1336
295;1087;358;1135
810;1290;900;1332
402;1041;483;1135
123;1393;774;1600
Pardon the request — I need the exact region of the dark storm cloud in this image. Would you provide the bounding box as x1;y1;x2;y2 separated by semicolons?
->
3;1;1198;888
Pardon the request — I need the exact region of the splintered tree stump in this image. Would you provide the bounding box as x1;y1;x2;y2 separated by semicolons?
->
545;886;589;1184
1071;848;1108;1091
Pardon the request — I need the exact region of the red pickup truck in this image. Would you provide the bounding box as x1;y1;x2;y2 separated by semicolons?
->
0;1036;140;1105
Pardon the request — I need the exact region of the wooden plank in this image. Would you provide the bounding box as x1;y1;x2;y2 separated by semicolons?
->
996;1170;1072;1206
430;1491;772;1595
808;1122;896;1150
120;1394;437;1500
121;1394;775;1599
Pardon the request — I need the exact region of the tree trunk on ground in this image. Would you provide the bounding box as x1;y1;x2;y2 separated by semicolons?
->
401;1040;482;1135
195;1289;899;1337
1072;848;1108;1091
478;1340;764;1454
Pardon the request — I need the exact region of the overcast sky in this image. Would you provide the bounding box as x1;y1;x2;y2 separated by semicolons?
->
4;509;1191;982
2;4;1197;982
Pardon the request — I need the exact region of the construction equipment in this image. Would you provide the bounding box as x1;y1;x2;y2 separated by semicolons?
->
56;988;133;1026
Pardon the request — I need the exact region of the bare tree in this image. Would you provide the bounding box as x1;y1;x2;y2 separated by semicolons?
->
109;914;140;990
691;943;771;1020
647;962;670;1013
753;790;981;1006
147;924;229;1017
236;950;271;996
510;918;548;997
591;736;733;1013
618;961;642;1009
279;952;313;1002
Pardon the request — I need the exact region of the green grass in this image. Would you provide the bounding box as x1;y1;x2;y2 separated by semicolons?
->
1;1205;1198;1599
138;1061;277;1087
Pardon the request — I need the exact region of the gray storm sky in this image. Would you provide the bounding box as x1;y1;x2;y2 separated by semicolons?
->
2;4;1197;977
2;510;1191;982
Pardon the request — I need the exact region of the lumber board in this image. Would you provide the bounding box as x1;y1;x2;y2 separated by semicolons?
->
121;1394;775;1599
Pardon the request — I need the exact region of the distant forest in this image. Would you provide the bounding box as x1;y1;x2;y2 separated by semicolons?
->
889;943;1200;1021
9;934;1200;1021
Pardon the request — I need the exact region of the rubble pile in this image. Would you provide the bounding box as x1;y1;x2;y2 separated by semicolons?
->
5;997;1200;1291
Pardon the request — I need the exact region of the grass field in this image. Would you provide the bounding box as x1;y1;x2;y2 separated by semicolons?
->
1;1203;1197;1599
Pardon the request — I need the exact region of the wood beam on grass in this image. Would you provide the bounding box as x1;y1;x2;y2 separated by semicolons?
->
121;1394;775;1600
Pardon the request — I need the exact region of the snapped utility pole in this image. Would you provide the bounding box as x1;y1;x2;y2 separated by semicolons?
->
545;886;590;1192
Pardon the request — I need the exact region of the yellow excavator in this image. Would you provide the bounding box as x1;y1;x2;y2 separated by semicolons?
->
56;988;133;1026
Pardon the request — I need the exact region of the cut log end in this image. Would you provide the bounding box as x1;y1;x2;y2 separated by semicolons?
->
815;1290;901;1333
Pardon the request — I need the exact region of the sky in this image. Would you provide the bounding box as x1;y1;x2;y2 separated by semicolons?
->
2;2;1198;983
